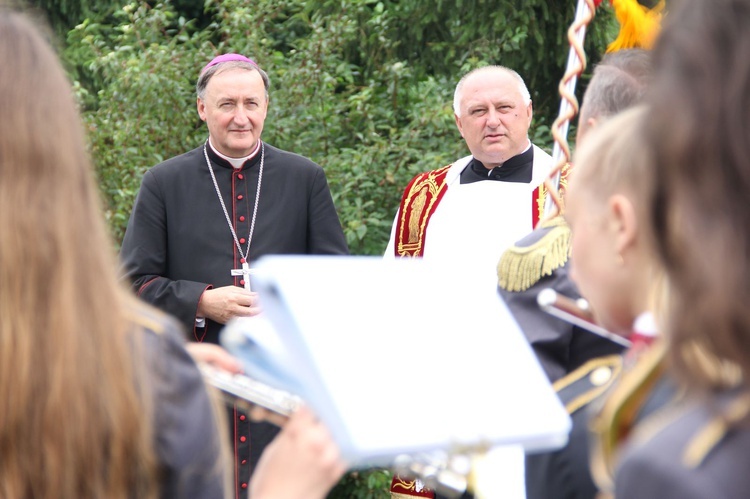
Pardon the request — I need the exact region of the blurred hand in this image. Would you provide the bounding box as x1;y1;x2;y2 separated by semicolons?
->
250;406;347;499
185;342;243;374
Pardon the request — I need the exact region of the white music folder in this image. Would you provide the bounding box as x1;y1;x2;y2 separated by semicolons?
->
220;255;570;467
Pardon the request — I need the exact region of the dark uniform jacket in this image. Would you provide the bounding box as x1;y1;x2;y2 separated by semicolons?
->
497;221;626;383
135;304;226;499
526;342;677;499
615;388;750;499
525;355;622;499
499;260;626;383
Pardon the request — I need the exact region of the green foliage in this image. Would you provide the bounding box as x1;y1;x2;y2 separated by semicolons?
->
24;0;120;37
62;0;615;254
328;468;392;499
65;2;212;241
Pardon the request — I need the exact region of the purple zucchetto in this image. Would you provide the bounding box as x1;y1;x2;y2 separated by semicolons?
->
200;53;256;76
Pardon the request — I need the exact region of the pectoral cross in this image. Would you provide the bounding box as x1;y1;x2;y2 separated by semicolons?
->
231;260;253;291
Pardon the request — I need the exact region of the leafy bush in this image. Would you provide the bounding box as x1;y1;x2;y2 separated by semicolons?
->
65;0;614;253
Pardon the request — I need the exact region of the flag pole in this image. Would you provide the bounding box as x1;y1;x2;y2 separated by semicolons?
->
542;0;599;220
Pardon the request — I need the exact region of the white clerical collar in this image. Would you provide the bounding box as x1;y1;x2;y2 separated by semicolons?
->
208;138;261;169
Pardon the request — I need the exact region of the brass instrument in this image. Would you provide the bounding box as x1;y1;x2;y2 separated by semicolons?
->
200;360;496;497
392;445;525;499
392;449;476;498
198;363;302;425
536;288;632;348
199;367;514;499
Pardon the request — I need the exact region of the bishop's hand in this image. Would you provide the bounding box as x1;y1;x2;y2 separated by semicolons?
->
197;285;262;324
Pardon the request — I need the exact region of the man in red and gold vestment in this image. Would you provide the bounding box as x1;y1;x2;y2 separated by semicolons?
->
385;66;552;293
385;65;553;499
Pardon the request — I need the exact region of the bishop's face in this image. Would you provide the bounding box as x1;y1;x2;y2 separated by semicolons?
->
197;68;268;158
454;70;533;169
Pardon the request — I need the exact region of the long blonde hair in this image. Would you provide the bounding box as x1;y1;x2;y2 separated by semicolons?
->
0;10;159;498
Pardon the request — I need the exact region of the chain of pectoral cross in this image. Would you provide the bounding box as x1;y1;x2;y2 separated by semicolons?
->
204;141;265;291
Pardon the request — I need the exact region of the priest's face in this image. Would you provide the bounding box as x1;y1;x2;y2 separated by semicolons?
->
454;70;532;169
197;68;268;158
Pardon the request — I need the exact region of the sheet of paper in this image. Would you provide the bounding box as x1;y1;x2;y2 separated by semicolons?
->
223;255;571;467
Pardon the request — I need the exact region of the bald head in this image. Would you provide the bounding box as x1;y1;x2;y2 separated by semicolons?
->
453;66;531;116
452;65;534;167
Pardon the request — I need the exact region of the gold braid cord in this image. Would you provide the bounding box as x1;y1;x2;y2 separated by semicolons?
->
497;0;597;292
542;0;597;221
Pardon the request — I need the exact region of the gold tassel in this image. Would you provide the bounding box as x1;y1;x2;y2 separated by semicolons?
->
606;0;665;53
497;216;571;292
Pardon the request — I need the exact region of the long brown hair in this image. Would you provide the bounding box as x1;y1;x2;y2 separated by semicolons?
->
0;10;159;498
646;0;750;394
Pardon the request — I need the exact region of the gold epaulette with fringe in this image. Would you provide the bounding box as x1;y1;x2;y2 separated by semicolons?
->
497;215;571;292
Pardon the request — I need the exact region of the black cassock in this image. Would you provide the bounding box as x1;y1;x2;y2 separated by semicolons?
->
120;141;349;495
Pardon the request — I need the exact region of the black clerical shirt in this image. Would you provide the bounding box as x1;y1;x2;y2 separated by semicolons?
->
459;145;534;184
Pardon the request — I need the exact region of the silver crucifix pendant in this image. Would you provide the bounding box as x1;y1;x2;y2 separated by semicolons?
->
230;261;253;291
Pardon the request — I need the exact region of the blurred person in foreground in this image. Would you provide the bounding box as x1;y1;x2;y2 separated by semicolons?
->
0;8;226;498
560;106;670;498
0;7;345;499
611;0;750;496
493;47;656;499
498;48;654;384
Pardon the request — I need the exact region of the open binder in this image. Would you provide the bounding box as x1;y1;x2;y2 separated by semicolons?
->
220;255;570;467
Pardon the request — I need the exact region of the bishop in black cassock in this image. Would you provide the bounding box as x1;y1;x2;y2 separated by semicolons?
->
120;53;348;497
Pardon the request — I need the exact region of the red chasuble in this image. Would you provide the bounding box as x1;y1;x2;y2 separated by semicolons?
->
388;150;553;498
393;164;452;257
393;165;546;258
